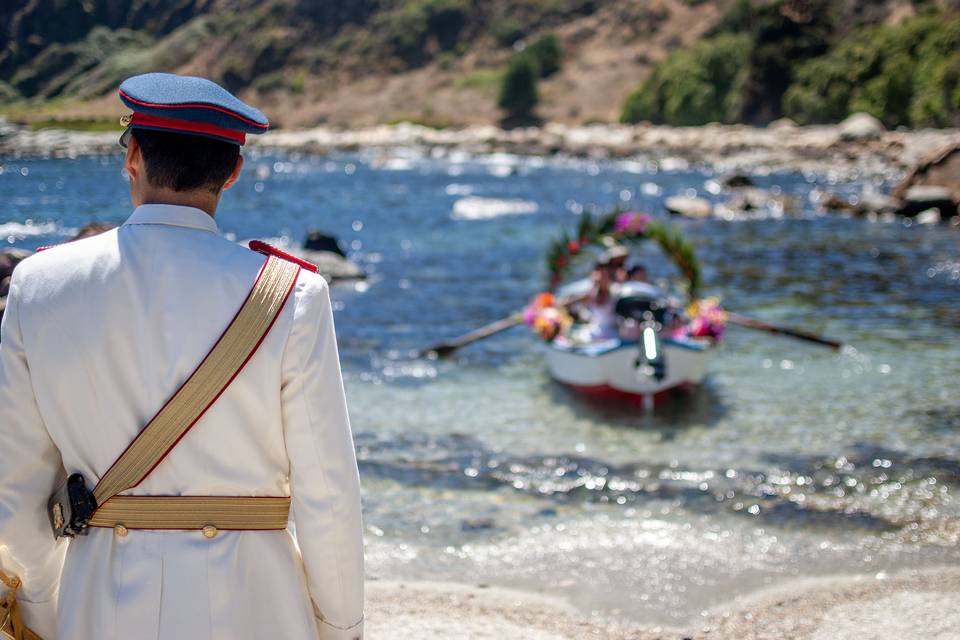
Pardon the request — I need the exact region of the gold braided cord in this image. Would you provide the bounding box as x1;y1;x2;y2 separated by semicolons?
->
88;496;291;530
0;568;41;640
93;256;299;505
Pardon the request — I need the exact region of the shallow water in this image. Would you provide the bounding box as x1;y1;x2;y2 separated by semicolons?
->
2;150;958;623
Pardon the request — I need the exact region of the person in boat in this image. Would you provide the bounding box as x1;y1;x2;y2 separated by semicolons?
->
579;258;621;341
603;245;630;283
627;263;648;283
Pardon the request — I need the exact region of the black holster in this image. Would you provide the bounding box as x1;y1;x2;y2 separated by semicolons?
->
47;473;98;539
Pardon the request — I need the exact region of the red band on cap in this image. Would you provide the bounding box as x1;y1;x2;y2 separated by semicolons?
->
119;89;269;129
130;112;247;144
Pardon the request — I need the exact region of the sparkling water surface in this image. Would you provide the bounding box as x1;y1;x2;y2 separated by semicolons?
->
2;150;958;623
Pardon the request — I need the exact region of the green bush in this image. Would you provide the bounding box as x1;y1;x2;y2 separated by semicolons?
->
0;81;19;104
621;33;750;125
382;0;469;62
737;0;832;122
784;15;960;127
498;54;539;117
422;0;469;50
525;34;561;77
492;17;525;47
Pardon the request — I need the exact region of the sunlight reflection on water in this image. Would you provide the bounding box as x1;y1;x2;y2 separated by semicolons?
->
2;150;959;622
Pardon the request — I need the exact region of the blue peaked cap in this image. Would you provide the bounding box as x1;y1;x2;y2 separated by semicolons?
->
119;73;269;145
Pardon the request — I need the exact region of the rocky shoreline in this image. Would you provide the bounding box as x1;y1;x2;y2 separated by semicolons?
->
3;114;958;224
2;114;959;176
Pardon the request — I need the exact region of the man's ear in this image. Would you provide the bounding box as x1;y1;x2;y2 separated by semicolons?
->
221;154;245;192
124;133;142;183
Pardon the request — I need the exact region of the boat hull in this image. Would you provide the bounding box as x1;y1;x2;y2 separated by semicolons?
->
545;338;712;401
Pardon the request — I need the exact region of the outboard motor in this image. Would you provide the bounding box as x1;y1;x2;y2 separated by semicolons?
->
615;282;669;382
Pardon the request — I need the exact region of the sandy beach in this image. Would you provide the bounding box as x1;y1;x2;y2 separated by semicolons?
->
366;566;960;639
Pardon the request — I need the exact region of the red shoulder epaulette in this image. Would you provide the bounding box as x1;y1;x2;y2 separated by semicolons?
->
35;243;64;252
248;240;318;273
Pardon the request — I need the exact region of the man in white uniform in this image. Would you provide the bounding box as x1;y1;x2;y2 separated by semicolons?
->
0;73;364;639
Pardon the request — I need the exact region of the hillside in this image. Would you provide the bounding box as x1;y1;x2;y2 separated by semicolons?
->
0;0;957;128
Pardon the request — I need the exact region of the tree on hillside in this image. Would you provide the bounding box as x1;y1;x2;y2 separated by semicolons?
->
498;54;539;120
621;34;750;126
736;0;833;123
784;15;960;128
525;34;561;77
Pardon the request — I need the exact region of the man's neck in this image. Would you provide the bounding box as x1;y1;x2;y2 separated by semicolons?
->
138;189;220;217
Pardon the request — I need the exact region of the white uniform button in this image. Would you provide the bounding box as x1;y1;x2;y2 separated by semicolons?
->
202;525;218;539
114;524;128;537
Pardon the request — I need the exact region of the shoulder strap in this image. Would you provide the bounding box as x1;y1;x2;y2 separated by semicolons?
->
92;256;300;506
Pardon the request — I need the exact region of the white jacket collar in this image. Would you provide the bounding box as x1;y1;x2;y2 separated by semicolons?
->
123;204;220;234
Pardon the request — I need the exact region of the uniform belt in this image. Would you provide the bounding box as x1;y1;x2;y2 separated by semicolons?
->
87;496;291;531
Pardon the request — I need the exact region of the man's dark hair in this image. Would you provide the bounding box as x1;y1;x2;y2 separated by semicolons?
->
132;129;240;193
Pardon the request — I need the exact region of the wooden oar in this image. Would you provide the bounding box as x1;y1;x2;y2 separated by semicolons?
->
419;293;590;358
421;303;842;357
419;312;525;357
726;312;842;350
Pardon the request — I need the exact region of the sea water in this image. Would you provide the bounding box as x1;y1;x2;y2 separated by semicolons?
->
2;150;958;623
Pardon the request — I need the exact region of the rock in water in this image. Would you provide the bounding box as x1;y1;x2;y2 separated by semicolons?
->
299;230;362;281
892;143;960;220
839;113;885;141
241;234;364;283
898;185;957;219
0;249;31;297
722;173;755;189
72;222;116;240
915;208;942;225
665;195;713;218
0;248;32;322
298;248;365;281
303;230;347;258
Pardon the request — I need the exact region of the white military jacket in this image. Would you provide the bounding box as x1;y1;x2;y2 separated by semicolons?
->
0;204;364;639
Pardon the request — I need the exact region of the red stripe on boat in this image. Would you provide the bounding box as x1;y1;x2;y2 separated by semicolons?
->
563;382;696;403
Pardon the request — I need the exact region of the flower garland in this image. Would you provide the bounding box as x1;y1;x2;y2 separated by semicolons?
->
546;210;701;297
523;292;573;341
684;297;727;341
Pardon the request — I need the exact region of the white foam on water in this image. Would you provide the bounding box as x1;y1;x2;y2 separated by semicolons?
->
0;221;63;238
451;197;538;220
374;157;416;171
445;183;474;196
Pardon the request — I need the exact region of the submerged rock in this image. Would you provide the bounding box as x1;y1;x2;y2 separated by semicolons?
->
665;195;712;218
716;188;795;219
298;248;365;281
819;190;896;216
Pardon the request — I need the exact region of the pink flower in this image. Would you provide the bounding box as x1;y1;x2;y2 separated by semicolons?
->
614;212;651;234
